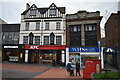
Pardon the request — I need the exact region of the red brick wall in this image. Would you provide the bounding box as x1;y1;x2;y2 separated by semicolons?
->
105;13;118;49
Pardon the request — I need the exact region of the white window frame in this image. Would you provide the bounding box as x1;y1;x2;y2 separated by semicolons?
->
35;36;40;44
56;36;62;45
50;9;56;16
56;22;60;30
36;23;40;30
45;22;49;30
23;36;28;44
30;9;36;16
44;36;49;45
25;23;29;30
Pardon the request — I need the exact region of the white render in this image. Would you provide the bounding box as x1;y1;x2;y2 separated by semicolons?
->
19;3;66;45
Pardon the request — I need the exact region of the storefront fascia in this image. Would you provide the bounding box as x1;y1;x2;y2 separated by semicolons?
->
2;44;24;62
66;47;104;69
24;45;66;64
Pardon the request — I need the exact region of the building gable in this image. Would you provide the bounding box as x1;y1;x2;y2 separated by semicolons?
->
21;3;65;19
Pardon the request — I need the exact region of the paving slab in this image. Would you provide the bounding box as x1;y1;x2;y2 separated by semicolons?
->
34;68;83;78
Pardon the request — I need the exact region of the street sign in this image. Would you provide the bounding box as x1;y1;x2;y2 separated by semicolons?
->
98;41;100;46
103;46;116;54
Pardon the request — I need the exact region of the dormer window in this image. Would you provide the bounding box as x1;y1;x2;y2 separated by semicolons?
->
30;9;36;16
50;9;56;16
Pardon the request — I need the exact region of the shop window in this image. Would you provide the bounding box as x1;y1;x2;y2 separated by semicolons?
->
35;36;40;44
44;36;49;45
23;36;28;44
56;36;62;45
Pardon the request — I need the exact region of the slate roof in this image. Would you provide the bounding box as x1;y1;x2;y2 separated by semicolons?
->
1;24;20;32
21;3;65;15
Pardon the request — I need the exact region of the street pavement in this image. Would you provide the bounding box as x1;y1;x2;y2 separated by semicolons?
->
1;62;83;80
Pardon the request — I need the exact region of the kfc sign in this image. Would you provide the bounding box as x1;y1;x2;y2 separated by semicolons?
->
30;45;39;49
24;45;65;50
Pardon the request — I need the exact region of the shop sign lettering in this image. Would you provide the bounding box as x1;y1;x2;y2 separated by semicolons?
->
9;56;18;62
30;46;39;49
4;46;18;48
69;47;100;52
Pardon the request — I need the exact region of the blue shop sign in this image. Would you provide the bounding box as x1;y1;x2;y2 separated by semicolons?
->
69;47;100;52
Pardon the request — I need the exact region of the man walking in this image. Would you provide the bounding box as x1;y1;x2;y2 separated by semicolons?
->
76;61;81;76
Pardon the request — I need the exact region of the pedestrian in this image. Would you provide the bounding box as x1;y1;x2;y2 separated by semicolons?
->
70;66;74;76
59;60;62;68
52;59;56;67
66;62;72;76
76;61;81;76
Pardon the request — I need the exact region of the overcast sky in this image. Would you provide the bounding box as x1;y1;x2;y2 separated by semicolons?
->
0;0;120;37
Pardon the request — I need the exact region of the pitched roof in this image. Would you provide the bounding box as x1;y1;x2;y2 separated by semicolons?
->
21;3;65;15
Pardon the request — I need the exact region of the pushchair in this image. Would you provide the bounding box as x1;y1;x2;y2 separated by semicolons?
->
70;67;74;76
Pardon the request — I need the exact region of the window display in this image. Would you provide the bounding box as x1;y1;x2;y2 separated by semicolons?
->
69;53;80;66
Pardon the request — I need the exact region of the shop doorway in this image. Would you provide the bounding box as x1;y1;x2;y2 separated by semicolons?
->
40;50;56;64
30;52;39;64
69;53;80;67
2;50;19;62
39;50;62;65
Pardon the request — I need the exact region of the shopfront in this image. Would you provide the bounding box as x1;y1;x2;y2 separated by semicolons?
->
24;45;66;65
2;44;24;62
66;47;104;68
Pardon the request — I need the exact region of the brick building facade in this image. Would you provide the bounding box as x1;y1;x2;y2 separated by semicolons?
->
65;10;104;68
105;11;120;69
66;10;102;47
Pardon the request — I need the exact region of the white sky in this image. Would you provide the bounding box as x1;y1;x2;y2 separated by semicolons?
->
0;0;120;37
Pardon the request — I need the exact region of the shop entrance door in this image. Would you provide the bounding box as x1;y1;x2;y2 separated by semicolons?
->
69;53;80;67
31;52;39;64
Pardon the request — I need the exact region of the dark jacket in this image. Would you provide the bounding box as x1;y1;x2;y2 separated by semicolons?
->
76;62;80;71
66;63;72;71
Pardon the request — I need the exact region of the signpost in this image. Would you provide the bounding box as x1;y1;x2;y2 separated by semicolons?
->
103;46;116;75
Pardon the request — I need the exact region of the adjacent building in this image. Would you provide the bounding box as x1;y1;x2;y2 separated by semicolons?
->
105;11;120;69
66;10;104;68
2;24;22;62
19;3;66;64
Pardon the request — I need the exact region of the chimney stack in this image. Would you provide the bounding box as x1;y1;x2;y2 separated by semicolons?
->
26;3;30;10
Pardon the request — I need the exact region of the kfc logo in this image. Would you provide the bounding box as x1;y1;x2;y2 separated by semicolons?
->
30;46;39;49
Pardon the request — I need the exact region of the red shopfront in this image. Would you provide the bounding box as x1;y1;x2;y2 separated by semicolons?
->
24;45;66;64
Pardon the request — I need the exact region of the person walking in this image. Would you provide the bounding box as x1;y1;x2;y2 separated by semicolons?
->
76;61;81;76
52;59;56;67
66;62;72;76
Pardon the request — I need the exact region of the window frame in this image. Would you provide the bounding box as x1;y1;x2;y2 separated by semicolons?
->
25;23;29;31
35;36;40;44
36;23;40;30
56;22;61;30
23;36;28;44
56;36;62;45
30;9;36;16
50;9;56;16
44;36;49;45
45;22;49;30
